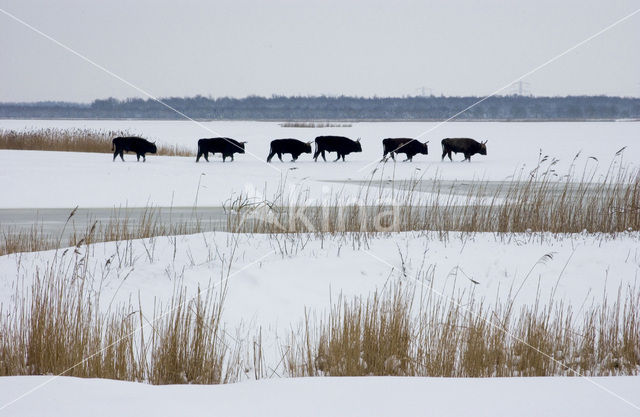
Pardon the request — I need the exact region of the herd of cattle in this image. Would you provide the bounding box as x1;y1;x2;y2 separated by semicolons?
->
112;136;488;163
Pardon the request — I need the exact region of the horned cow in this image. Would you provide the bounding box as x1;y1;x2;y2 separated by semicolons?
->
112;136;157;162
313;136;362;162
382;138;429;162
441;138;487;162
267;138;312;162
196;138;246;162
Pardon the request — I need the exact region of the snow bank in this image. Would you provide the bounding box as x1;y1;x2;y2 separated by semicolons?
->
0;375;639;417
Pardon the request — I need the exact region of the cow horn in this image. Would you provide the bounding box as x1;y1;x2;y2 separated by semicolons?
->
356;138;361;142
424;140;430;144
241;141;248;144
483;140;488;145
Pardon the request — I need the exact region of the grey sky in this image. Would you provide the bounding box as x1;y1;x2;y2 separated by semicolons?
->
1;0;638;102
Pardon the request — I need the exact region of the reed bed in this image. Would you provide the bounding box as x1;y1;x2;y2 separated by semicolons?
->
279;122;352;128
226;165;640;236
285;283;640;378
0;248;243;383
3;164;638;256
2;259;637;382
0;128;194;156
0;234;638;382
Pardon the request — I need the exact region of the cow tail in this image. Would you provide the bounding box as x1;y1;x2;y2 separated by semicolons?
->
111;138;115;151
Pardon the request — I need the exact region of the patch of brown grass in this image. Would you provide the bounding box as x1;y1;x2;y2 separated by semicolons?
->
0;128;193;156
0;247;243;383
279;122;352;128
226;166;640;236
286;283;640;377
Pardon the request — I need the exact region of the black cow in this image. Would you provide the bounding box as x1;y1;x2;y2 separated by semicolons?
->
112;136;157;162
267;138;312;162
313;136;362;162
382;138;429;162
196;138;246;162
441;138;487;162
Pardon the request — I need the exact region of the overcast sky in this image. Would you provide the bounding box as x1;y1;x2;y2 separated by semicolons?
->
1;0;638;102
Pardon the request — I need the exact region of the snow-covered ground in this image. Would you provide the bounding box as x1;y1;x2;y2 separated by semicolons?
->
1;375;639;417
1;120;638;208
2;231;638;369
2;120;639;415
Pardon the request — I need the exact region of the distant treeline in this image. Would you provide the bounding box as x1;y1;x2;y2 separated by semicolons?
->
1;95;639;120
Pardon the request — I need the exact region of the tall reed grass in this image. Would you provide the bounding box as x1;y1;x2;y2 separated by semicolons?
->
3;163;638;256
286;283;640;378
0;236;638;382
0;248;243;383
0;128;193;156
226;164;640;236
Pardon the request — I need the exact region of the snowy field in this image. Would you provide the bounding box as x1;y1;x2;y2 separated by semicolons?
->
1;120;640;415
1;120;639;208
1;375;639;417
1;231;639;415
1;231;639;372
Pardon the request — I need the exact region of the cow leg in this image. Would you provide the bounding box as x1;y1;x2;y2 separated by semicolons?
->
464;153;471;162
321;151;326;162
142;154;146;162
441;148;447;161
404;155;412;162
291;153;299;162
382;150;389;162
390;152;396;161
230;154;234;162
277;153;283;162
334;154;341;162
197;150;203;162
342;154;345;162
136;154;141;162
113;149;119;161
204;152;209;162
266;151;274;163
313;149;320;161
447;151;453;161
119;150;125;161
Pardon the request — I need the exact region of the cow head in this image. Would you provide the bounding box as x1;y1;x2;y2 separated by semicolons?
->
480;140;487;155
150;141;158;154
305;141;312;153
239;141;247;153
354;138;363;152
422;140;429;154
